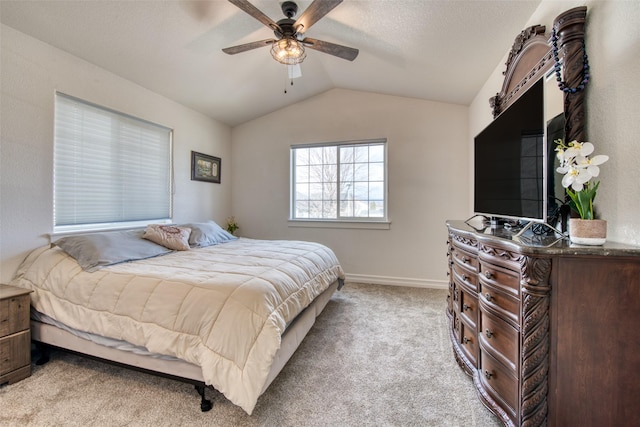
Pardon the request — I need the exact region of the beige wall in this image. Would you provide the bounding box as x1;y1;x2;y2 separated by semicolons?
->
470;0;640;246
231;88;469;287
0;25;232;282
3;0;637;287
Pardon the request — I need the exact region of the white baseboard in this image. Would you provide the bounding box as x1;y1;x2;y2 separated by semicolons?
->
344;273;448;290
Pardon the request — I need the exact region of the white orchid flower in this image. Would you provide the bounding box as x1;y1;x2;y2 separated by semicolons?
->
576;153;609;178
561;166;591;191
563;146;581;160
577;152;608;174
568;140;590;151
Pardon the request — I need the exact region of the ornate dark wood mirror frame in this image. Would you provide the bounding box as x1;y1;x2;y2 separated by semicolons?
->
490;6;587;143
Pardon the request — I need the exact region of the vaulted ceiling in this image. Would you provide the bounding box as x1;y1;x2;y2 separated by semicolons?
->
0;0;541;127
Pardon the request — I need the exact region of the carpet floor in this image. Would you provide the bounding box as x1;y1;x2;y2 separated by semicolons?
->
0;283;500;426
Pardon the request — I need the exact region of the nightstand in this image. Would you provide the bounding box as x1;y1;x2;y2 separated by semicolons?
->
0;284;32;385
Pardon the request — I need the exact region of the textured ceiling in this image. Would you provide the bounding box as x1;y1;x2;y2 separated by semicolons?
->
0;0;541;127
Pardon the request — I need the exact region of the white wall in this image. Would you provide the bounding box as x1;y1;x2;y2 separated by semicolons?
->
470;0;640;246
0;25;232;282
231;88;469;287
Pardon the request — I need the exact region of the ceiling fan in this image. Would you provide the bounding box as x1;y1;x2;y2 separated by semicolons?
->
222;0;359;65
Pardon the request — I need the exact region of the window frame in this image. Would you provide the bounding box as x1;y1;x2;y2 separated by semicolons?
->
289;139;389;228
53;92;174;234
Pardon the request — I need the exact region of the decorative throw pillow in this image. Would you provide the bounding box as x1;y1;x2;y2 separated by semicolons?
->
143;225;191;251
181;220;238;248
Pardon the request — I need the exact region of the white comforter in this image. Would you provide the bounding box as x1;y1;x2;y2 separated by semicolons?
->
10;238;344;414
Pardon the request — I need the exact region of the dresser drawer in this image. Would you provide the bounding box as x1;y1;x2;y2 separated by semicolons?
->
479;262;520;298
480;350;518;419
453;263;478;292
480;281;520;327
0;330;31;377
479;309;519;372
459;319;478;368
459;287;478;330
452;246;479;274
0;294;30;337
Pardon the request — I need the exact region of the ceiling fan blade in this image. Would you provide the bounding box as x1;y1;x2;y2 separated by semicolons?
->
222;39;275;55
294;0;342;33
302;37;359;61
228;0;279;31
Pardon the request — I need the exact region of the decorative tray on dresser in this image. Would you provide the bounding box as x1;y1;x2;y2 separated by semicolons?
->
0;283;32;386
446;220;640;427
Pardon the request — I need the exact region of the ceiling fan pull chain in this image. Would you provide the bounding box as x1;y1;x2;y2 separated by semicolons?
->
283;67;295;94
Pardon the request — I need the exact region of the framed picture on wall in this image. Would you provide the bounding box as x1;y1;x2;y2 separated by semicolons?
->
191;151;221;183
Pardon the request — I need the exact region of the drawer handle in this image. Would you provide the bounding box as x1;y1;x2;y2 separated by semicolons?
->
462;304;471;311
461;256;469;264
484;271;493;279
485;329;494;338
484;370;493;379
484;292;493;302
463;336;472;344
461;274;468;282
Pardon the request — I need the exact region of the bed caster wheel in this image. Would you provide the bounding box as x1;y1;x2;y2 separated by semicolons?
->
35;343;50;365
195;384;213;412
200;399;213;412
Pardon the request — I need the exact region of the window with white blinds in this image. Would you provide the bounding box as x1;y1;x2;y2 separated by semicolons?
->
54;93;172;232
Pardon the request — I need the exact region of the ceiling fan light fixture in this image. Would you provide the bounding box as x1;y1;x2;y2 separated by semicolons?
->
270;37;306;65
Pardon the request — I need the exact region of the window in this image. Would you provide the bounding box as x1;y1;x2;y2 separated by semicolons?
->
291;139;387;221
53;93;172;232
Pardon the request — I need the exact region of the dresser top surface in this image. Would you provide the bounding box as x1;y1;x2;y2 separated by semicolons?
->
447;220;640;257
0;284;32;299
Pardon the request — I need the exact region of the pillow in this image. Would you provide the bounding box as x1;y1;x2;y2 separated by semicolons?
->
182;221;238;248
142;225;191;251
54;229;172;272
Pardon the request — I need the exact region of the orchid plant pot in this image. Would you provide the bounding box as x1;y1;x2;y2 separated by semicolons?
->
569;218;607;245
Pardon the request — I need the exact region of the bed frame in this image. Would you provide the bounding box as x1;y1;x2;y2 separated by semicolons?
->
32;279;341;412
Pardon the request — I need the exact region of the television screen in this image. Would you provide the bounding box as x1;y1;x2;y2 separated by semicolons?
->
474;79;546;221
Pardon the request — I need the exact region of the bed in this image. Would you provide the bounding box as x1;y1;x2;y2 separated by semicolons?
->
8;223;345;415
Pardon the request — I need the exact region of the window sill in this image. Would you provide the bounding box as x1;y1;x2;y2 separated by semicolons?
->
288;219;391;230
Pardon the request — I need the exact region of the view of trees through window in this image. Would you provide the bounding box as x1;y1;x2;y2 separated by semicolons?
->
291;140;386;220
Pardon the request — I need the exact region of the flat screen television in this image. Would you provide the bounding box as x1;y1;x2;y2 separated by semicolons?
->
474;78;564;227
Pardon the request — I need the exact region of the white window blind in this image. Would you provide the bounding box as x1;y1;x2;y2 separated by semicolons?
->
54;93;172;232
290;139;387;221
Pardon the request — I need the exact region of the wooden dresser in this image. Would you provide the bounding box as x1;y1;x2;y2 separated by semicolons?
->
0;284;32;385
446;220;640;427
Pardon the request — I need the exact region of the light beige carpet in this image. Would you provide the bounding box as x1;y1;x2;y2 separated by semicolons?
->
0;283;500;426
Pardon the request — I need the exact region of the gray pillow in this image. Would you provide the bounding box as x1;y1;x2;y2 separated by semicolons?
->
54;229;172;272
182;221;237;248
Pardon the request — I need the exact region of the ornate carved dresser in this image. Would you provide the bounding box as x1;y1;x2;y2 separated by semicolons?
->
446;220;640;426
